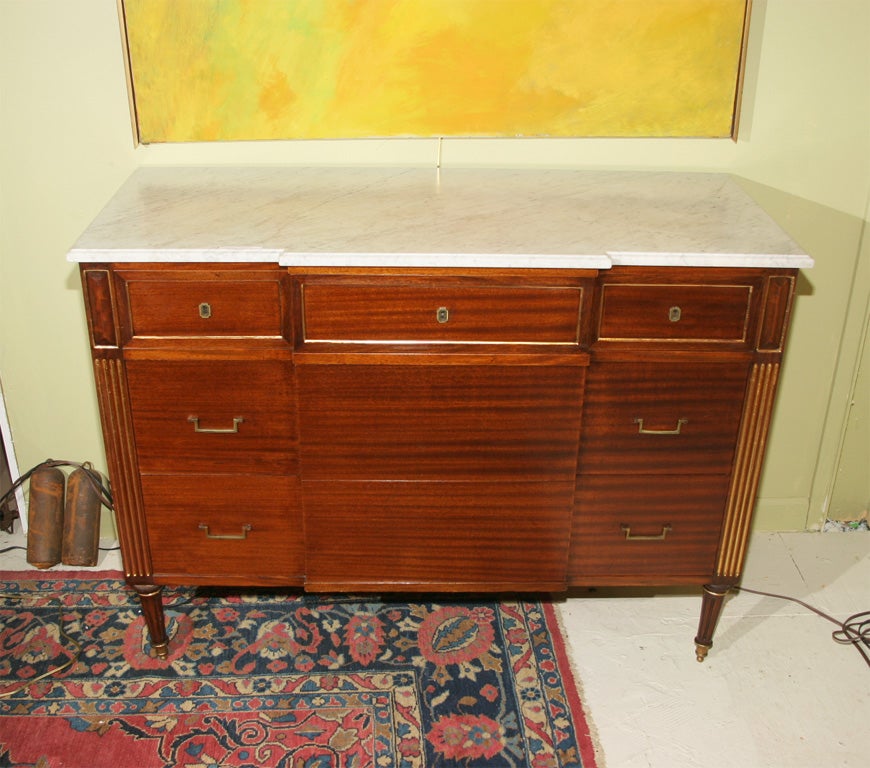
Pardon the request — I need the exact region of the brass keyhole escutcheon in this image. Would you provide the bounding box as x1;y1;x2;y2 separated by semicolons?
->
199;302;212;319
436;306;450;323
669;306;682;322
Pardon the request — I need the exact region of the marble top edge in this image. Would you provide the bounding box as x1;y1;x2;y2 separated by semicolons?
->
67;247;284;263
607;251;815;268
68;247;611;268
278;252;612;268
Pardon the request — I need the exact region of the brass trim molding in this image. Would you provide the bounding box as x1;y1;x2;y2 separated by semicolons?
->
94;358;151;579
716;361;780;577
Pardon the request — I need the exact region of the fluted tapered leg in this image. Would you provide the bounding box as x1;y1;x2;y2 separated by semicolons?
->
132;584;169;659
694;584;731;662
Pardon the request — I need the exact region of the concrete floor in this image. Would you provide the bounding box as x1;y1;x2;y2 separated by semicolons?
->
2;528;868;767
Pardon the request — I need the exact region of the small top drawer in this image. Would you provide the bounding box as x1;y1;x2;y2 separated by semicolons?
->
597;283;752;344
300;282;583;344
122;271;285;338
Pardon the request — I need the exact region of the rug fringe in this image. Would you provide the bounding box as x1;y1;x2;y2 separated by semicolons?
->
548;602;607;768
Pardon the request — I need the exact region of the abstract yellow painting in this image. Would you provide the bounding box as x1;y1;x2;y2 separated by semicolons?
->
121;0;749;143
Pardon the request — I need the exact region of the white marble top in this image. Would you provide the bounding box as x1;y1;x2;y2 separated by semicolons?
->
67;167;812;269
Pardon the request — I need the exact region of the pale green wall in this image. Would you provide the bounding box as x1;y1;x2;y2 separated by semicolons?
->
1;0;868;533
0;0;138;495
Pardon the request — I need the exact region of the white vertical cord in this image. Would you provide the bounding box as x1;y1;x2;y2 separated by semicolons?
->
0;376;26;532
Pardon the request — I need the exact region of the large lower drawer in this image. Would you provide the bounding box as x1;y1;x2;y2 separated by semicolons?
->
297;362;584;481
569;474;729;582
141;474;304;581
303;479;575;591
578;362;748;475
126;360;296;475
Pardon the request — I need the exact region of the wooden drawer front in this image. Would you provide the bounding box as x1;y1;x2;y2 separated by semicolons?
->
141;475;304;580
304;480;573;591
598;283;752;343
569;474;729;581
301;283;582;344
125;276;283;337
127;360;296;474
297;363;584;481
579;362;748;474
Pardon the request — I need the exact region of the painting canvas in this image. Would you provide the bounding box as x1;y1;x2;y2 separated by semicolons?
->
121;0;749;142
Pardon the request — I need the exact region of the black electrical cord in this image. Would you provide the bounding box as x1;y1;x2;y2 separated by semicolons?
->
0;459;114;513
0;592;83;699
735;585;870;669
0;545;119;554
0;584;198;698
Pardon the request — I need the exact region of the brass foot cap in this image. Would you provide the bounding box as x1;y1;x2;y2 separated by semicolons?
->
152;642;170;660
695;643;711;663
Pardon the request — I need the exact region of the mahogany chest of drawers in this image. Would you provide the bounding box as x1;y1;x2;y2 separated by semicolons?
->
70;168;812;660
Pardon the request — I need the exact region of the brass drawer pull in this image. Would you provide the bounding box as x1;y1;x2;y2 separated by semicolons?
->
198;523;252;540
188;416;244;434
436;306;450;323
634;417;688;435
621;524;672;541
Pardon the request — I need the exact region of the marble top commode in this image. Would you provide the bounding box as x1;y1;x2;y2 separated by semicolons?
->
67;167;812;269
72;165;814;667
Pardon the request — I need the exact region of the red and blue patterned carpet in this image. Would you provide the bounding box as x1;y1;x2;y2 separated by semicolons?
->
0;572;598;767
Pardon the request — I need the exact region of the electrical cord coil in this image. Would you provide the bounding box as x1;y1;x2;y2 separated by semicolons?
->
0;593;82;699
735;585;870;669
0;588;196;699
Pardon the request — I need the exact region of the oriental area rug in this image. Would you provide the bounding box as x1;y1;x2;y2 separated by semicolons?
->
0;571;599;768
